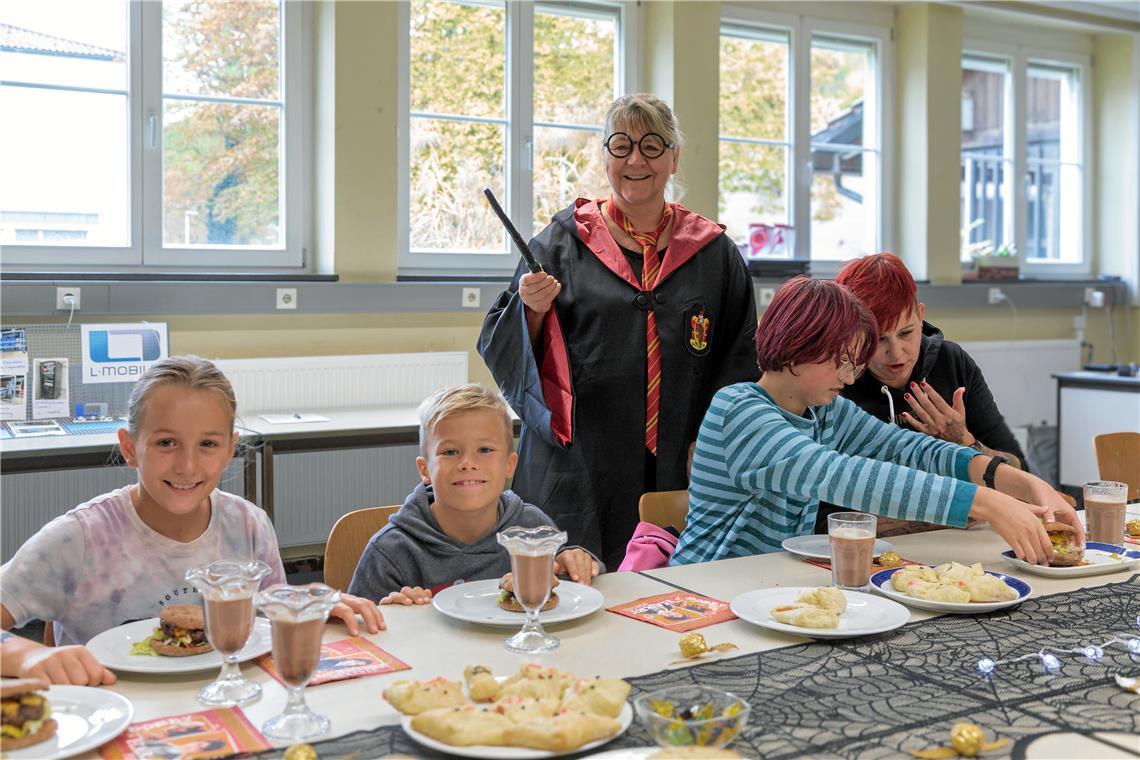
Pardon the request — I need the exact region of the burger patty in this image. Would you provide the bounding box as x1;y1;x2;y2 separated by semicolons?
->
159;621;208;645
1;698;45;726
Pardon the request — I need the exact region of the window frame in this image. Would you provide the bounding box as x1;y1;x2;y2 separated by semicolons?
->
963;39;1091;278
718;6;894;271
397;0;636;278
1;0;311;272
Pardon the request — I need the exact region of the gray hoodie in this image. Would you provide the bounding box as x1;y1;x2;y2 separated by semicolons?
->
346;482;601;600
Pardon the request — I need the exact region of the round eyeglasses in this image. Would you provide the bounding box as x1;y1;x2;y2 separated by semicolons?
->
838;358;865;381
604;131;674;160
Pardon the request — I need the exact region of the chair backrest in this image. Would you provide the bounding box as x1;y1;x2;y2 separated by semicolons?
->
323;505;400;593
1094;432;1140;501
638;490;690;532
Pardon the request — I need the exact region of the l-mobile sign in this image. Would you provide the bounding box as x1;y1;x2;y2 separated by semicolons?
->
81;323;169;384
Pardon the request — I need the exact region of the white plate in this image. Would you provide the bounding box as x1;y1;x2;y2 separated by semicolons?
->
432;580;604;628
1002;542;1140;578
730;587;910;639
781;534;894;561
3;685;133;760
86;617;272;674
401;702;632;758
870;567;1031;614
584;750;658;759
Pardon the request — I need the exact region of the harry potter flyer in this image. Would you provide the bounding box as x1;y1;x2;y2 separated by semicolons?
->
100;707;269;759
258;636;410;687
608;591;736;632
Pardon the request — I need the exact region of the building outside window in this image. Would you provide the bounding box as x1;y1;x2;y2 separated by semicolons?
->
960;49;1087;273
718;14;887;264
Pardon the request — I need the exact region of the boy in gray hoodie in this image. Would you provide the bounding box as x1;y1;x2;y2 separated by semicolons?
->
348;384;601;604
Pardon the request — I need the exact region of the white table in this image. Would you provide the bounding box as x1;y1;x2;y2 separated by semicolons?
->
74;526;1140;758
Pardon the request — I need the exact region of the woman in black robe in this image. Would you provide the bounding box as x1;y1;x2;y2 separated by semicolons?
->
479;94;759;568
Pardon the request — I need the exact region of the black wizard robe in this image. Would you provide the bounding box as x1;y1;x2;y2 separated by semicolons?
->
478;199;759;568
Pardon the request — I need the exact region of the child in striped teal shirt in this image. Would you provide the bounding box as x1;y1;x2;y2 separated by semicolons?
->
671;278;1081;566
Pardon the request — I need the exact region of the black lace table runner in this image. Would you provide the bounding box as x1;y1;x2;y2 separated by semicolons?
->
247;574;1140;759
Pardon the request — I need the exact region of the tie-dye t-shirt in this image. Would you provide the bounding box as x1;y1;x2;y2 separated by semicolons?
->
1;486;285;646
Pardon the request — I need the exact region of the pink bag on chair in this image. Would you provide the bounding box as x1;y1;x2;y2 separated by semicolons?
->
618;521;680;572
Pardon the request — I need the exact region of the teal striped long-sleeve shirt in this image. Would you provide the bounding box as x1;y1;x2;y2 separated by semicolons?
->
670;382;979;565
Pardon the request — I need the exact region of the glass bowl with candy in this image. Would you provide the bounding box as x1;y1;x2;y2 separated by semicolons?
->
634;685;750;749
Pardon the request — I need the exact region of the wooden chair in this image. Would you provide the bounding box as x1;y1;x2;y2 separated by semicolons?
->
323;505;400;593
638;490;690;532
1094;432;1140;501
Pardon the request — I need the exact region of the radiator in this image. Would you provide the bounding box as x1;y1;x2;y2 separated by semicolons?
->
271;444;420;547
957;339;1079;428
214;352;468;415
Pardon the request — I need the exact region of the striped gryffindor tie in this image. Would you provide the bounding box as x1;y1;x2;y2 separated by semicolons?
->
606;197;674;455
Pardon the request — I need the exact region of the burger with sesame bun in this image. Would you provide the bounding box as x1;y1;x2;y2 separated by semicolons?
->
0;678;56;751
150;604;213;656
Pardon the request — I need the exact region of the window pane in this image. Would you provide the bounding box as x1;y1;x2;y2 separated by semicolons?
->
410;0;504;118
163;101;282;247
961;59;1012;260
534;9;616;126
720;31;787;140
410;117;505;251
163;0;280;100
810;148;875;259
718;142;787;246
0;87;129;246
1025;65;1080;262
533;126;606;231
0;0;127;90
810;37;869;139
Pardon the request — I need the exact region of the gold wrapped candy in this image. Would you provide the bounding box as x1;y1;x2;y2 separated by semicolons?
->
878;551;904;568
950;722;986;757
1127;519;1140;537
674;632;738;663
911;723;1007;759
283;743;318;760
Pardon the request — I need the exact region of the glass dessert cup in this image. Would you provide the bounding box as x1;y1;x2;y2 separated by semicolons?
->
496;525;567;654
185;559;270;707
255;583;341;743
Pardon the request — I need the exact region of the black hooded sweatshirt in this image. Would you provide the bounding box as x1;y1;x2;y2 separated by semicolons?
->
840;321;1026;465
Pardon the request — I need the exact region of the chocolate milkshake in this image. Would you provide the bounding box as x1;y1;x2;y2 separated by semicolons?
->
271;617;326;688
204;595;254;654
830;529;876;589
1085;498;1126;543
510;553;554;610
1084;481;1129;544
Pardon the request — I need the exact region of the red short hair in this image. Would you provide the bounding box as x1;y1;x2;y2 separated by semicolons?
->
755;277;878;373
835;252;918;335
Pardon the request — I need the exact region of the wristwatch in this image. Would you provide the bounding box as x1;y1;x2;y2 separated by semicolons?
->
983;455;1007;489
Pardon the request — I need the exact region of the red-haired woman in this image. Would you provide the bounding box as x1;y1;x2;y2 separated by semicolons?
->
836;252;1024;466
670;277;1081;566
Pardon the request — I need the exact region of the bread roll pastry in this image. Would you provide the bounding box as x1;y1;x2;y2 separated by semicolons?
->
383;677;468;715
410;705;511;746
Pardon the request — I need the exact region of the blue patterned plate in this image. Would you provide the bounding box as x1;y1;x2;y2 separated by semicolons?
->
1002;542;1140;578
871;566;1031;613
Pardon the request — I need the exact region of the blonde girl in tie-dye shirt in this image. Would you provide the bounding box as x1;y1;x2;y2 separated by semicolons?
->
1;356;384;686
